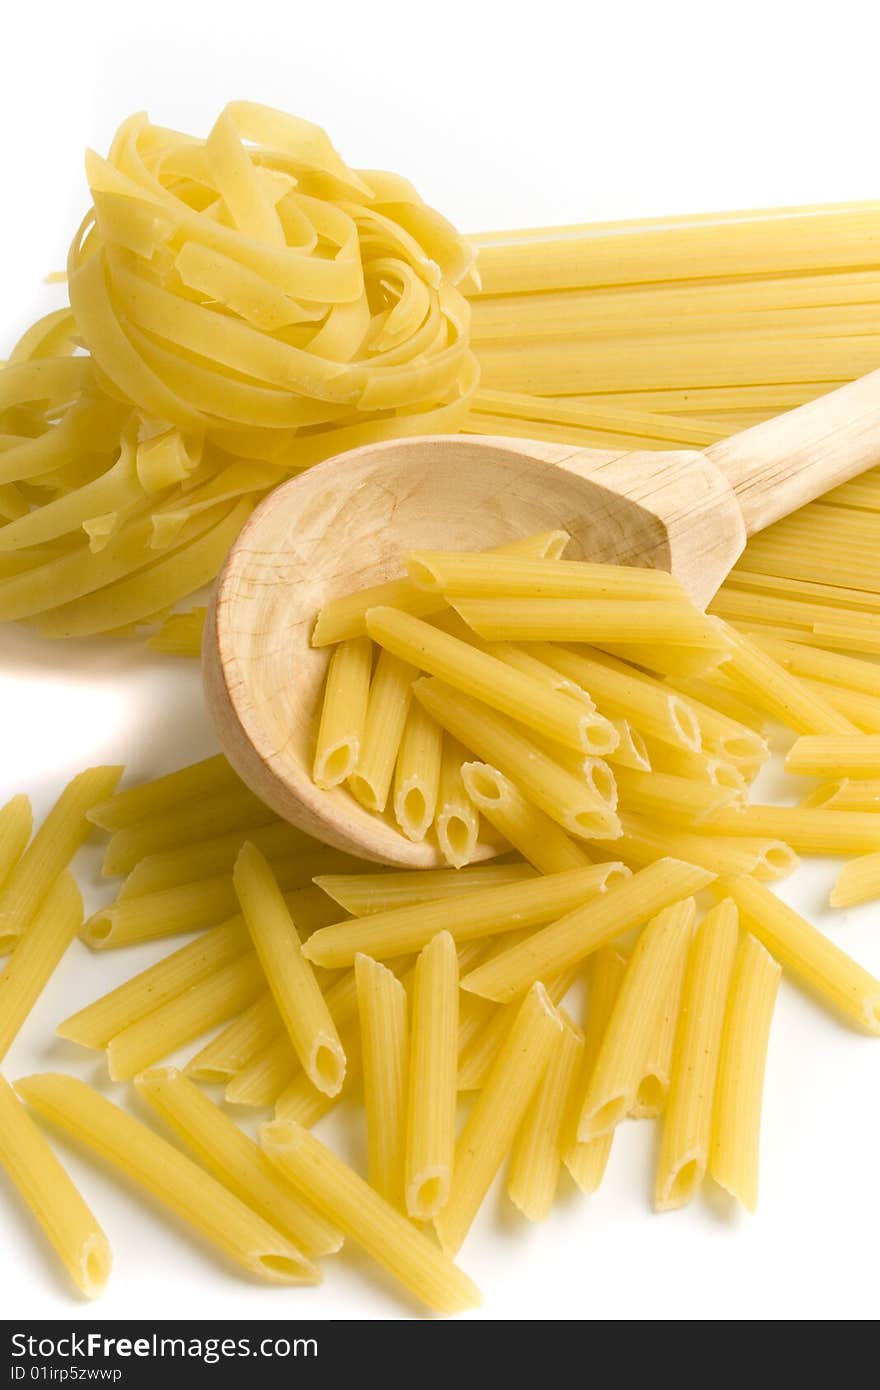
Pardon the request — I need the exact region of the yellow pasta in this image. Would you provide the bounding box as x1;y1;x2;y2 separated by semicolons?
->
313;637;373;788
461;859;712;1005
117;820;319;898
226;1033;296;1109
87;754;238;831
575;900;696;1141
831;852;880;907
453;598;725;649
655;899;740;1210
0;1077;111;1300
748;634;880;698
613;812;798;883
606;719;652;771
0;872;82;1061
564;948;628;1194
630;919;690;1118
261;1120;480;1313
435;736;480;868
435;982;562;1255
709;934;781;1211
315;862;536;916
393;700;443;842
101;783;275;876
303;861;627;968
234;843;345;1096
0;765;121;952
185;993;281;1083
719;627;858;734
407;550;685;601
405;932;459;1220
348;649;418;814
785;734;880;778
134;1067;341;1258
17;1074;317;1284
716;875;880;1034
507;1010;584;1221
0;794;32;889
355;953;409;1205
614;766;744;828
703;805;880;856
800;779;880;811
461;762;592;873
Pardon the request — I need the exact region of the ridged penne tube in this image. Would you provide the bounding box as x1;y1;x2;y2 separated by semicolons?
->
347;649;418;813
0;765;121;951
134;1067;341;1258
785;734;880;778
355;954;409;1204
0;872;82;1060
655;899;739;1211
532;645;702;752
82;875;240;948
234;843;345;1095
117;823;327;899
17;1074;318;1284
630;917;691;1118
641;738;747;790
313;636;372;788
800;779;880;811
831;853;880;907
186;993;281;1082
575;900;696;1141
564;949;628;1193
614;766;744;827
260;1120;480;1312
435;737;479;868
664;674;769;734
87;753;239;830
106;953;266;1080
461;763;592;874
702;806;880;856
272;1022;362;1126
405;932;459;1220
719;627;857;734
461;860;712;1005
749;634;880;697
716;875;880;1034
101;785;275;877
225;1033;296;1108
454;598;725;649
367;607;609;754
507;1011;584;1221
58;917;251;1049
407;551;684;601
412;679;620;841
799;681;880;734
611;812;798;882
709;934;781;1211
393;701;443;841
435;983;562;1255
303;862;628;968
311;530;570;645
606;720;651;771
600;641;726;679
0;794;32;889
315;862;536;916
0;1077;111;1300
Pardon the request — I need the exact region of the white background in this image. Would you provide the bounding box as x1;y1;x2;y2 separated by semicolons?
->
1;0;879;1323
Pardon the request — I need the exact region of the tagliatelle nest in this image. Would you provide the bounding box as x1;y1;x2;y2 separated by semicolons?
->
0;103;479;639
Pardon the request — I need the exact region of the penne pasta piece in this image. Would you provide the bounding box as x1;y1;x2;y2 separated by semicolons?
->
435;737;480;868
348;649;418;814
630;919;691;1118
655;899;739;1210
606;720;652;771
0;872;82;1061
507;1010;584;1221
599;641;727;679
311;530;570;645
831;852;880;907
87;753;238;830
609;812;798;883
106;953;266;1081
261;1120;480;1312
58;917;251;1049
355;954;409;1205
614;765;744;827
273;1022;362;1127
405;932;459;1220
82;875;241;948
17;1074;318;1284
234;843;345;1096
435;982;562;1255
185;993;281;1083
313;636;372;788
461;762;592;873
749;634;880;698
461;860;712;1005
564;948;628;1193
0;1076;111;1300
717;875;880;1033
709;934;781;1212
799;680;880;734
664;674;769;734
453;598;725;649
576;900;696;1141
225;1032;296;1108
800;779;880;811
304;862;628;968
116;818;316;898
702;806;880;856
719;627;858;734
641;737;747;791
407;551;684;601
785;734;880;778
315;862;536;916
101;785;275;877
134;1067;342;1257
0;765;121;952
0;794;32;890
412;679;620;841
393;701;443;842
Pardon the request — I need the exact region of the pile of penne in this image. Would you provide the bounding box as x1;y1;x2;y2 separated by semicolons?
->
1;536;880;1313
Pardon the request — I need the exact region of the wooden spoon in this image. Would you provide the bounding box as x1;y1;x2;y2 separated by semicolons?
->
204;372;880;866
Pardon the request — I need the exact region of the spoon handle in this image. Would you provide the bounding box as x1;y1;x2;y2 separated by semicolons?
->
705;366;880;537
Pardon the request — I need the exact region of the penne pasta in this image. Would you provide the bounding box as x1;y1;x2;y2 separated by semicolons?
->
225;1032;296;1109
101;784;275;877
407;551;684;601
453;598;725;649
17;1074;317;1284
355;954;409;1205
315;862;536;916
702;805;880;856
800;778;880;811
0;1077;111;1300
564;948;628;1193
261;1120;480;1312
461;762;592;874
116;819;319;899
709;934;781;1212
749;633;880;698
0;794;32;890
655;900;740;1210
785;734;880;778
348;649;418;814
630;918;691;1118
435;737;480;868
831;852;880;907
0;872;82;1061
313;636;373;788
614;765;744;827
87;753;238;830
186;993;281;1083
393;701;443;842
507;1010;584;1221
405;932;459;1220
719;627;858;734
611;811;798;882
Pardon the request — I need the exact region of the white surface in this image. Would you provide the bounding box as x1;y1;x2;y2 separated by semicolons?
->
2;0;880;1323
